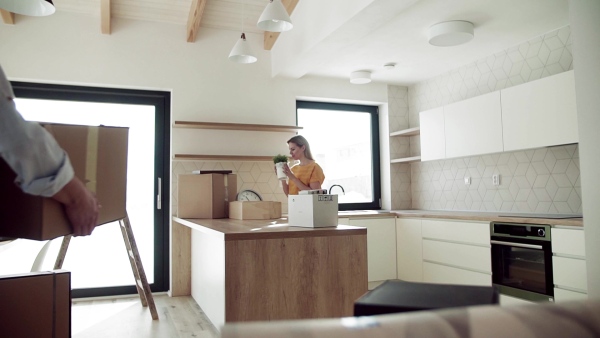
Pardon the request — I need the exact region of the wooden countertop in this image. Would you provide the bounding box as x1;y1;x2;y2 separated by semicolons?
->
391;210;583;227
172;217;366;241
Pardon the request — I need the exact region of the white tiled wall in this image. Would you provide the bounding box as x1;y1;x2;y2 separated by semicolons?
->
388;25;581;213
172;160;289;214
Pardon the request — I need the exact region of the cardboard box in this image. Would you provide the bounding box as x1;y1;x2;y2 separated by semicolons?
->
0;270;71;338
0;123;129;240
229;201;282;220
177;173;237;219
288;194;338;228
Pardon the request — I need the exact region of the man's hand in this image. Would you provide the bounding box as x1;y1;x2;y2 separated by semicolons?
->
51;177;99;236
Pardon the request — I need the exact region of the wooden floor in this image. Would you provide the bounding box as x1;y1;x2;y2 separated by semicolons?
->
72;294;219;338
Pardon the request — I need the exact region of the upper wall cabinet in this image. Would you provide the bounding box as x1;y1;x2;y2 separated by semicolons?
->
501;70;578;152
420;107;445;161
444;91;503;159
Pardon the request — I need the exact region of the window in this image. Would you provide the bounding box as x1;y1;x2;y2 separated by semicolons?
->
296;101;380;210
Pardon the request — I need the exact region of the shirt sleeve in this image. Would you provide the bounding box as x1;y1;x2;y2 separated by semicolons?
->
310;163;325;185
0;65;74;197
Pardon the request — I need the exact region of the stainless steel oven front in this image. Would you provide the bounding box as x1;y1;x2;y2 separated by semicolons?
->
490;222;553;302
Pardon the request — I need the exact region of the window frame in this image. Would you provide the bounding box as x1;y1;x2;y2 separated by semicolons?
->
296;100;381;211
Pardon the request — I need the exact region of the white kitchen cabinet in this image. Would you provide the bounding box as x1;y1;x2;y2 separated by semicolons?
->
444;91;503;159
419;107;445;161
420;219;491;286
348;218;397;283
396;218;423;282
423;262;491;286
501;70;578;152
551;226;587;300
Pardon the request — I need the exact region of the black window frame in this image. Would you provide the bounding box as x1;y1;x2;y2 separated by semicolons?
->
296;100;381;211
11;81;171;298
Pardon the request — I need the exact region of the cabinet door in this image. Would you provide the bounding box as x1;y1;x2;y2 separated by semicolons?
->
553;256;588;292
552;227;586;257
419;107;445;161
554;288;588;303
349;218;397;282
423;262;491;286
396;218;423;282
444;91;503;159
501;70;578;151
422;239;491;273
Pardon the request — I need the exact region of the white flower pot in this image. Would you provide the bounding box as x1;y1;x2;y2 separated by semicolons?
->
275;162;287;180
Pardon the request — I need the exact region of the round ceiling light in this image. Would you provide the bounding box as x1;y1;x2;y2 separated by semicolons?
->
428;21;474;47
350;71;371;84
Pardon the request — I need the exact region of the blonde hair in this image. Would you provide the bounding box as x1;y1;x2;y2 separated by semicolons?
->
287;135;314;160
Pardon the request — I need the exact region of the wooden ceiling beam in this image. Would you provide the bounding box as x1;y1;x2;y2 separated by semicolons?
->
263;0;299;50
101;0;111;34
187;0;208;43
0;9;15;25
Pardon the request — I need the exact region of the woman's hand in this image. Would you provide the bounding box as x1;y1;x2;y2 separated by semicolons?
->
282;163;295;179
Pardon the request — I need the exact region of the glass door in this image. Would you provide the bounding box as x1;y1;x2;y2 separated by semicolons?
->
1;82;170;297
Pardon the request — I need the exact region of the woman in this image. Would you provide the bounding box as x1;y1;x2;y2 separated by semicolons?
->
281;135;325;196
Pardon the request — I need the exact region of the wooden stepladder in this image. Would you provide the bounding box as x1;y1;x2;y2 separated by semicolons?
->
54;213;159;320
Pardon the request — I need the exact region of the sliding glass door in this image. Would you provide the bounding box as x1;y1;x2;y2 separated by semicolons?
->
5;82;170;297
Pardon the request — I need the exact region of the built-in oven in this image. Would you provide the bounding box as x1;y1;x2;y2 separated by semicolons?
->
490;222;554;302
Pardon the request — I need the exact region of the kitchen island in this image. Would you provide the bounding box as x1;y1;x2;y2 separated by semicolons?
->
171;217;367;330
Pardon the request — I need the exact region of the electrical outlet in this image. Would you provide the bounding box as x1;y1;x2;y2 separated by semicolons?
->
464;177;471;185
492;174;500;186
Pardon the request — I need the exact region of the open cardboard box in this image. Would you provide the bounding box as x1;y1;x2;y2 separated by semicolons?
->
0;123;129;240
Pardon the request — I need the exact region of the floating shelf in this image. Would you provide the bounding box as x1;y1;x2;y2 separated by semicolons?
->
173;121;302;133
173;154;273;161
391;156;421;164
390;127;420;137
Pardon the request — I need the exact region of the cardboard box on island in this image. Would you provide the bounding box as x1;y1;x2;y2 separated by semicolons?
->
177;173;237;219
0;123;129;241
229;201;282;220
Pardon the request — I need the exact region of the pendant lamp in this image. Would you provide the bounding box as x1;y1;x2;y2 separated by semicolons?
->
0;0;55;16
229;0;257;64
229;33;257;64
257;0;293;32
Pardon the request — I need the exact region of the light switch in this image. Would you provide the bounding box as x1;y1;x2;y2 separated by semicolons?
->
464;177;471;185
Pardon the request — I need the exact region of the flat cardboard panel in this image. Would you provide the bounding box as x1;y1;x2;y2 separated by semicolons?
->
229;201;282;220
178;174;237;219
0;270;71;338
0;123;128;240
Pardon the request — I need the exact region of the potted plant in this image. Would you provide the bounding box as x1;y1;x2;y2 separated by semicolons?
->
273;154;289;180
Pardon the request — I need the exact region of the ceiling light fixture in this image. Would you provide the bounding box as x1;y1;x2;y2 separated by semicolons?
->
229;0;257;64
257;0;293;32
0;0;55;16
428;21;474;47
350;71;371;85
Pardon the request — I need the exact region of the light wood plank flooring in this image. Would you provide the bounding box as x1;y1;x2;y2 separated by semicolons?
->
72;294;219;338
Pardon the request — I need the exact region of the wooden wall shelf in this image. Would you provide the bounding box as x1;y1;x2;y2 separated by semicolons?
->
173;154;273;161
390;127;420;137
173;121;302;133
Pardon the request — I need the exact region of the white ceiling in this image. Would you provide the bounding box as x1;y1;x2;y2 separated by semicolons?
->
50;0;570;86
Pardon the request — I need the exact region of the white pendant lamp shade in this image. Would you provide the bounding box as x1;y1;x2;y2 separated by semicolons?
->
428;21;474;47
257;0;293;32
229;33;257;64
0;0;55;16
350;71;371;84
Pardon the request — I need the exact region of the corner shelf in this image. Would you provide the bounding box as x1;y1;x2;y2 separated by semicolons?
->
173;121;302;133
390;127;420;137
391;156;421;164
173;154;273;161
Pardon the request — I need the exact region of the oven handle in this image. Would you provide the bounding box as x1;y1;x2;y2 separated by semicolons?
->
490;240;543;250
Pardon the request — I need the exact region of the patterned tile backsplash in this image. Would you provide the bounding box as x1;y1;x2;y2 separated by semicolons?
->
387;25;581;214
172;160;289;215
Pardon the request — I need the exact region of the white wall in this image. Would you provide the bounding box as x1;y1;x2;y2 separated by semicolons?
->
569;0;600;299
0;11;387;157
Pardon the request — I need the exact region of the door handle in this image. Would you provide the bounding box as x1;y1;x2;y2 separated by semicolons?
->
490;240;542;250
157;177;162;210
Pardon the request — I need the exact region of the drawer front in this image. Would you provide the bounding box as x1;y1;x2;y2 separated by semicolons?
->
423;262;491;286
423;239;491;273
552;228;585;257
553;256;588;292
554;288;588;303
421;219;489;245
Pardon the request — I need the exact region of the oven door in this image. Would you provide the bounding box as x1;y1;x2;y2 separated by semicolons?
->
491;237;554;302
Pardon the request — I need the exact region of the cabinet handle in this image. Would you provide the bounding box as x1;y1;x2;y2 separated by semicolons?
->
157;177;162;210
491;240;542;250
